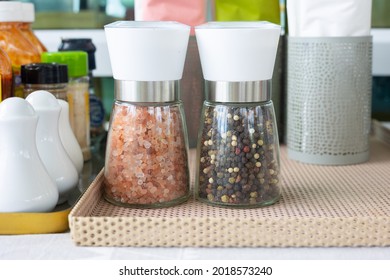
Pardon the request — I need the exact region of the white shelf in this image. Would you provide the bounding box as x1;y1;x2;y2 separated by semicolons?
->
371;28;390;76
35;29;112;77
36;28;390;77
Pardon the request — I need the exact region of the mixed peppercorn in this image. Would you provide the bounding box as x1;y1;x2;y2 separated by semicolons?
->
196;103;281;207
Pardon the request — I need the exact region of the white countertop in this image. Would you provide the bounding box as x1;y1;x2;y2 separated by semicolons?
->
2;143;390;260
1;233;390;260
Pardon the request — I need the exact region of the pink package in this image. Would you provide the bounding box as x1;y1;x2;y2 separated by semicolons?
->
135;0;207;35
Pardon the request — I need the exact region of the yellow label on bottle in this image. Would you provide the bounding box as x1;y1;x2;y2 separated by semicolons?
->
66;87;91;160
85;91;90;123
12;65;23;98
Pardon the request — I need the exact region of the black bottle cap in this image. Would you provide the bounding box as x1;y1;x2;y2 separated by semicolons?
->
58;38;96;71
21;63;68;84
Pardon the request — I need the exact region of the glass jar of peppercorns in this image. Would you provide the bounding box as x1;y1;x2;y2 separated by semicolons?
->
195;21;281;208
196;81;281;207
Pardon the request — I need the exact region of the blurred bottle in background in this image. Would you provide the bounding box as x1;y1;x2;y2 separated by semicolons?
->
58;38;106;153
42;51;91;162
20;2;47;55
0;1;40;98
21;62;68;100
0;47;12;101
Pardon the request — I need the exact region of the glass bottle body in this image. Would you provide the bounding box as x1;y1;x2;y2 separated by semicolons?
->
0;47;12;101
19;22;47;55
104;100;190;208
195;100;281;208
57;38;105;152
67;75;91;161
87;71;106;153
23;83;68;100
0;22;40;97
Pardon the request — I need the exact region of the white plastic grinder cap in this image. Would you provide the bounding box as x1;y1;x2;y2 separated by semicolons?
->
195;21;281;82
104;21;190;81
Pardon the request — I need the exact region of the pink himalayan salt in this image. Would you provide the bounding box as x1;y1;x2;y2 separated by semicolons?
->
104;102;189;206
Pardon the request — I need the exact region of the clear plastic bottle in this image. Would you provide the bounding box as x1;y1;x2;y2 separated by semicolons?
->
21;63;68;99
41;51;91;161
103;21;190;208
195;21;282;208
0;2;40;98
20;2;47;55
0;47;12;101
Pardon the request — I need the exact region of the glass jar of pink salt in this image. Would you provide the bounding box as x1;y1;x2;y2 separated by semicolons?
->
104;82;190;208
103;21;191;208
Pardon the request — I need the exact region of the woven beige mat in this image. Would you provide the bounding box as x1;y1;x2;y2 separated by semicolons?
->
69;140;390;247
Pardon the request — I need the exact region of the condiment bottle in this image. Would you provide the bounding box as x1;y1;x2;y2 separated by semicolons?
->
21;63;68;99
58;38;106;152
0;97;58;212
20;2;47;55
195;22;282;208
26;90;79;205
0;47;12;101
58;99;84;174
104;21;190;208
0;2;40;98
41;51;91;161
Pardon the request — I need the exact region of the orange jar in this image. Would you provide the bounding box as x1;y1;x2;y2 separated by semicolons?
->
20;3;47;55
0;47;12;101
0;2;40;98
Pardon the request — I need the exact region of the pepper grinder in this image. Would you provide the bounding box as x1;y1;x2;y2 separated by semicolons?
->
0;97;58;212
104;21;190;208
195;22;282;208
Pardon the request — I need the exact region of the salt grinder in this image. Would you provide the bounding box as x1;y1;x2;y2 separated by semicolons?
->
104;21;191;208
195;22;282;208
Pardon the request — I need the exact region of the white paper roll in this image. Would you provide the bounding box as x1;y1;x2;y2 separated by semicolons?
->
287;0;372;37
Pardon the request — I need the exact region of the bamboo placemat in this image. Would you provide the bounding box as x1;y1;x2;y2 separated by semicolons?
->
69;140;390;247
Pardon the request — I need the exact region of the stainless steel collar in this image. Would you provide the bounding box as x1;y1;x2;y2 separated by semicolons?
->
206;80;271;103
115;80;179;102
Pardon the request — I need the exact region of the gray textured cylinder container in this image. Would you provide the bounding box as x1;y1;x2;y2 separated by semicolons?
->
286;36;372;165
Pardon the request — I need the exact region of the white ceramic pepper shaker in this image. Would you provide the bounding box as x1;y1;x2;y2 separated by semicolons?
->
26;90;79;204
0;97;58;212
58;99;84;174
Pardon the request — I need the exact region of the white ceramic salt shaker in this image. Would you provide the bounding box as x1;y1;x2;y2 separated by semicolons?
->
0;97;59;212
26;90;79;204
58;99;84;174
